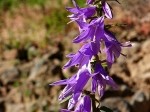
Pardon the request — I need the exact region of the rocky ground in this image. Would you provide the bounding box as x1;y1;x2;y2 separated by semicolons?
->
0;0;150;112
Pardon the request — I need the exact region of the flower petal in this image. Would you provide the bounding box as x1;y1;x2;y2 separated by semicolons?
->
103;2;113;19
83;96;91;112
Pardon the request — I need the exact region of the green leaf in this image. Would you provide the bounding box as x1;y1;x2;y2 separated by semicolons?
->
99;106;113;112
59;95;72;104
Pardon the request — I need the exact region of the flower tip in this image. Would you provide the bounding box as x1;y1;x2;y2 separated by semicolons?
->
49;83;54;86
72;39;78;43
62;66;66;69
63;64;69;69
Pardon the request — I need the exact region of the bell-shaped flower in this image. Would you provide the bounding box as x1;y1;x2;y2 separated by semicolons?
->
104;40;121;67
73;17;104;43
66;0;96;22
63;41;100;69
91;63;117;97
50;66;91;109
104;30;131;67
61;95;92;112
74;95;91;112
50;74;76;101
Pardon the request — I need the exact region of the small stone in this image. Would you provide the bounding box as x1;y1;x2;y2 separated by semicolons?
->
0;67;20;84
28;55;49;80
102;97;131;112
3;49;17;60
130;91;150;112
142;39;150;54
127;31;137;41
131;91;146;103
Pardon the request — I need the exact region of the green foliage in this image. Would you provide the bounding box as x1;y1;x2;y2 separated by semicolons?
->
76;0;85;7
44;8;69;34
25;0;47;6
13;81;20;87
0;0;18;10
0;0;70;49
24;89;32;97
0;0;48;10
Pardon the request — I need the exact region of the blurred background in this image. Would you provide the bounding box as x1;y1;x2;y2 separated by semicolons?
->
0;0;149;112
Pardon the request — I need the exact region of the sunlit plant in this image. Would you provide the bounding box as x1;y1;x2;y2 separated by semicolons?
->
50;0;131;111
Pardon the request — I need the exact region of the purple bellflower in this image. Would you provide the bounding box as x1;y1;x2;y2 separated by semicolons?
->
103;30;131;67
66;0;96;22
50;0;131;111
73;17;104;43
104;40;122;67
74;95;91;112
91;63;117;96
50;66;91;109
63;41;100;69
61;95;91;112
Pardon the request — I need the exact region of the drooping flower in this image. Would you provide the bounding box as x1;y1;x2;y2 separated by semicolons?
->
50;66;91;109
91;63;117;97
73;17;104;43
63;41;100;69
50;74;76;101
61;95;92;112
50;0;131;111
66;0;96;22
74;95;91;112
103;30;131;67
104;40;121;67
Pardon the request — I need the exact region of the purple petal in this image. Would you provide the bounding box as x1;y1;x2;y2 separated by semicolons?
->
90;41;100;54
63;52;81;69
102;2;113;19
104;30;117;42
73;28;91;43
95;22;104;41
59;84;75;100
66;7;79;14
74;69;91;93
81;6;96;17
78;55;91;68
91;78;97;93
68;98;76;110
50;75;76;86
74;95;91;112
66;53;75;58
83;96;91;112
86;0;95;4
97;81;105;97
72;0;79;9
64;41;98;69
61;109;71;112
106;76;118;89
75;20;88;31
